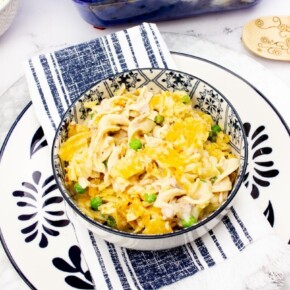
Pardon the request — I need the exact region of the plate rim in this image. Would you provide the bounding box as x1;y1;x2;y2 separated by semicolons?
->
0;52;289;290
0;101;36;290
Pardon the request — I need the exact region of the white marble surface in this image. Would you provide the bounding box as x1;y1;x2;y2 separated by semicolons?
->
0;0;290;289
0;0;290;98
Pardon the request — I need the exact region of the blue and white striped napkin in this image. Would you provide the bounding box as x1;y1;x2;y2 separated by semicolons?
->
25;23;290;290
25;23;174;146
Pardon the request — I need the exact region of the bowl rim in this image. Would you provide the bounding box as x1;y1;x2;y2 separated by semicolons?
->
0;0;16;12
51;67;248;240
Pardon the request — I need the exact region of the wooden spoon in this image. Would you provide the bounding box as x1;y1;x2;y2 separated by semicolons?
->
242;16;290;61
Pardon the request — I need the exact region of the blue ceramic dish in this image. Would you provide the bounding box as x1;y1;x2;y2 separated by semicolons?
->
72;0;262;28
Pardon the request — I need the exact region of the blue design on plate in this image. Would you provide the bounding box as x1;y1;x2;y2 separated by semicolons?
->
12;171;70;248
52;245;94;289
263;201;275;227
243;122;279;199
30;126;48;158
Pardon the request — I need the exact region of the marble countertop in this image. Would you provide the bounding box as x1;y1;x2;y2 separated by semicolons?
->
0;0;289;289
0;0;289;98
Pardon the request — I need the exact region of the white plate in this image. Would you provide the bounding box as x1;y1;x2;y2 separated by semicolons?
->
0;52;289;290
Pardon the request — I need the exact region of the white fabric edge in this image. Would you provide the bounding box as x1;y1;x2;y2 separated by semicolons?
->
164;235;290;290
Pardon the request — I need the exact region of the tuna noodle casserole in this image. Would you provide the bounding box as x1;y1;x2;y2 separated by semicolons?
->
59;86;239;234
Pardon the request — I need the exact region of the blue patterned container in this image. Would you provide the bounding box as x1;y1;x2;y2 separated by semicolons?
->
72;0;262;28
52;68;248;250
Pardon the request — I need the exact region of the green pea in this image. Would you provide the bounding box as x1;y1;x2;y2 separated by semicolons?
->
74;183;86;194
181;216;197;228
91;197;102;211
208;124;222;142
129;139;142;151
212;124;222;133
107;216;116;228
154;114;164;125
145;193;157;203
181;94;191;104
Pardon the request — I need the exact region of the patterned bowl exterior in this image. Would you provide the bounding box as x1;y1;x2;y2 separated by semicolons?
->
52;68;248;250
0;0;18;36
72;0;262;28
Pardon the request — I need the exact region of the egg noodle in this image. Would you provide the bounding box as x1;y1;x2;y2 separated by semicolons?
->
59;86;239;234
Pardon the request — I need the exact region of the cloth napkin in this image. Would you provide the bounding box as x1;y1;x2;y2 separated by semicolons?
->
24;23;290;290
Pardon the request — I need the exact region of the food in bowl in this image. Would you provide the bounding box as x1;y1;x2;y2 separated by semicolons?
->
59;86;239;235
52;68;247;250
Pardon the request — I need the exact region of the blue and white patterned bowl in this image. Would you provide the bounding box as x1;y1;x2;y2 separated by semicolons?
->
52;68;248;250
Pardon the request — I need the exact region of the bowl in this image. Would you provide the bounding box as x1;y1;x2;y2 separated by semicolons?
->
52;68;248;250
72;0;262;28
0;0;19;37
